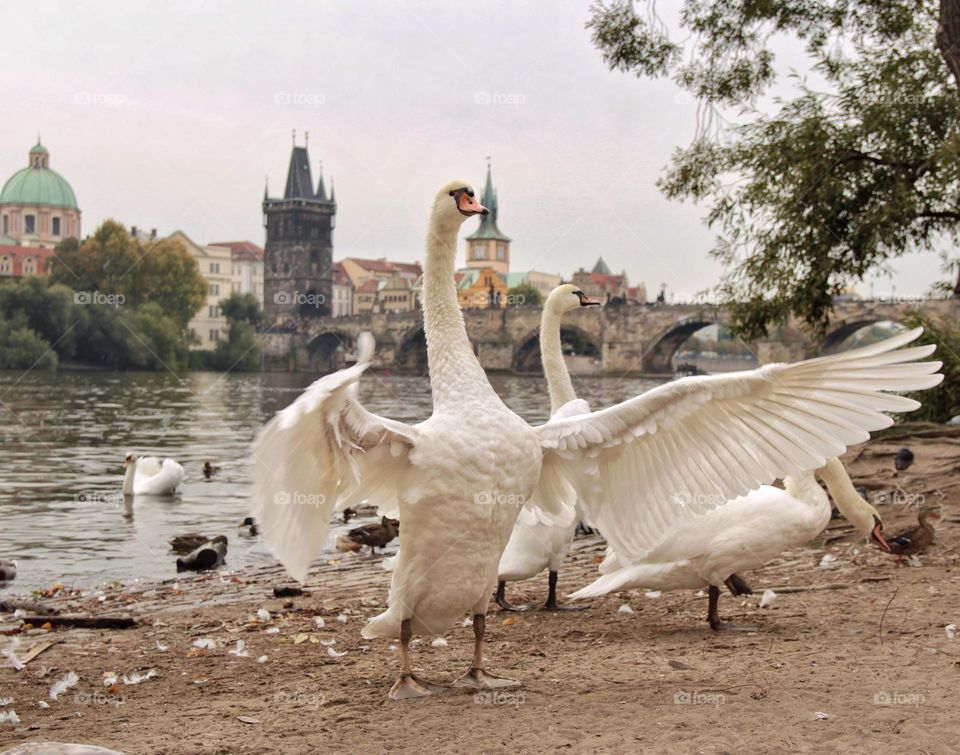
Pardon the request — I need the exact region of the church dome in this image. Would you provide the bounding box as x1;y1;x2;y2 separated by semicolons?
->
0;141;79;210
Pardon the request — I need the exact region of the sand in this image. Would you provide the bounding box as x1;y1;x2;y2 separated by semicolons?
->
1;434;959;754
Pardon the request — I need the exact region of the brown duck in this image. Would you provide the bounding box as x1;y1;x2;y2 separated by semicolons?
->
170;533;228;555
346;517;399;555
885;505;940;563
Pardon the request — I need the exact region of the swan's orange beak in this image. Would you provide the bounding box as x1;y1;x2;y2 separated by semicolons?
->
455;190;488;217
871;520;891;552
580;295;601;307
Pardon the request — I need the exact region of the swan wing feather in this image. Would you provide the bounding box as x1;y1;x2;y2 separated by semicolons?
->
251;333;417;582
535;327;942;563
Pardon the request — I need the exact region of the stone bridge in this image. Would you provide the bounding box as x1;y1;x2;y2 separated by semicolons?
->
259;299;959;375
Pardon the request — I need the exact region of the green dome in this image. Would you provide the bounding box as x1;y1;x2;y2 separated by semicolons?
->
0;165;78;210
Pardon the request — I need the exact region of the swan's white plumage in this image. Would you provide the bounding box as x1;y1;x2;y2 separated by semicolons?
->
536;327;942;564
128;457;184;495
250;333;417;582
569;460;880;600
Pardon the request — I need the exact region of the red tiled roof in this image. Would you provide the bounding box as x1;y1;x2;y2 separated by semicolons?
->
356;279;380;293
0;245;55;277
344;257;422;276
211;240;264;262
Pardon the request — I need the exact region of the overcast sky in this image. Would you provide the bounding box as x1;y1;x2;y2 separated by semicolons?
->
1;0;943;298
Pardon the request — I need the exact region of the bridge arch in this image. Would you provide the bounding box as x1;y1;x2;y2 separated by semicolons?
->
395;326;428;373
512;326;601;373
307;331;354;373
821;318;906;354
642;319;759;375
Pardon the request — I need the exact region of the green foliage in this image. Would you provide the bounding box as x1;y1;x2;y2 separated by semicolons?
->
219;292;264;325
588;0;960;339
900;312;960;422
205;292;264;371
0;317;57;371
50;220;207;329
507;282;543;307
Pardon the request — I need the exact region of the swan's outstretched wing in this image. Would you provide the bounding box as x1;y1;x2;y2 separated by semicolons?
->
524;398;596;527
251;333;418;582
535;328;942;564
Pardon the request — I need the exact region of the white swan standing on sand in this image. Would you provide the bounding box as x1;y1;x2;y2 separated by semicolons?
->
569;457;893;630
122;453;184;496
496;284;600;612
251;179;941;700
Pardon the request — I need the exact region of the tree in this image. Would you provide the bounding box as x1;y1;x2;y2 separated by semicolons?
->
507;282;543;307
588;0;960;339
211;291;263;371
51;220;207;330
0;316;57;371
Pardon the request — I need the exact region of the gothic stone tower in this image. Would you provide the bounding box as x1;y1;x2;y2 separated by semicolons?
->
263;138;336;322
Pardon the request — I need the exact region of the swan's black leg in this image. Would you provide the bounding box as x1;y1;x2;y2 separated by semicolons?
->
724;573;753;596
542;571;589;611
707;585;759;632
495;580;531;612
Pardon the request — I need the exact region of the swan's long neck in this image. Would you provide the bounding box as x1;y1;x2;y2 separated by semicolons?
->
540;304;576;414
816;457;878;535
422;218;494;411
122;460;136;496
783;468;830;519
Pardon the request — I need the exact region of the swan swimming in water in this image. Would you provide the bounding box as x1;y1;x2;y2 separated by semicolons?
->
122;453;184;496
251;179;942;699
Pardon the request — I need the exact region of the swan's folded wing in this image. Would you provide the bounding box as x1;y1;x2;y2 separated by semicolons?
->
535;327;942;564
251;334;417;582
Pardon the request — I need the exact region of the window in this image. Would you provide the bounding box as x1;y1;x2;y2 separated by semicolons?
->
24;215;36;234
52;217;61;236
211;284;220;296
210;329;220;342
2;215;7;234
23;258;35;274
0;257;10;275
210;262;220;274
472;245;485;260
497;244;506;260
209;305;221;318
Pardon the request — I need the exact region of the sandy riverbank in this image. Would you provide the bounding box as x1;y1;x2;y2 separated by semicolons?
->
1;433;959;754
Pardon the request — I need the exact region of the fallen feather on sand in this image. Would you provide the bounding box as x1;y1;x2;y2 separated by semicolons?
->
49;671;79;700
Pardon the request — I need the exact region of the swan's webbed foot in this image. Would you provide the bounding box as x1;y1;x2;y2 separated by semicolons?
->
709;620;760;633
495;580;532;612
542;571;590;611
452;667;522;690
707;584;759;633
389;674;448;700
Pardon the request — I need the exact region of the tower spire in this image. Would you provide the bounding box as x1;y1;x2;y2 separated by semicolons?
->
316;159;327;201
292;128;296;146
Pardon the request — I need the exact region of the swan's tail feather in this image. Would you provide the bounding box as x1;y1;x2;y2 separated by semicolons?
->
568;564;660;600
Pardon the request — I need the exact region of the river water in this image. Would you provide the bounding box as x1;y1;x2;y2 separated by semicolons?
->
0;369;664;592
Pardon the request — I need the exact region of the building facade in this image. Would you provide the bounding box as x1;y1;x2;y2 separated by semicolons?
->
329;261;353;317
213;240;265;304
263;140;336;325
572;257;645;304
0;141;81;247
0;245;54;277
168;230;232;350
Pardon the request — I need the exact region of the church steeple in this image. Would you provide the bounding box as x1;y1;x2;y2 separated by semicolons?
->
465;158;511;274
